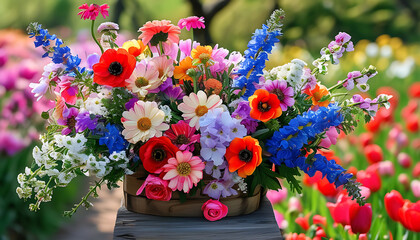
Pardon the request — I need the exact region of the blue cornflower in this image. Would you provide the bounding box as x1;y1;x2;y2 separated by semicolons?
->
99;123;129;153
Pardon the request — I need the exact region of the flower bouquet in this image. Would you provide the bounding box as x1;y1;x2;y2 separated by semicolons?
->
17;4;392;221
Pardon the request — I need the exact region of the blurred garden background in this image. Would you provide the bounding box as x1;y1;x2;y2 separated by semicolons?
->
0;0;419;239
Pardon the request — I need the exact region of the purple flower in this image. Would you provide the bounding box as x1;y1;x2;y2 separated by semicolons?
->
263;79;295;111
335;32;351;45
125;97;138;110
200;139;226;166
203;180;225;199
164;85;185;101
0;131;27;156
75;111;98;132
344;71;361;91
232;100;258;134
58;107;79;135
87;53;100;69
352;94;378;112
302;68;317;91
205;161;227;179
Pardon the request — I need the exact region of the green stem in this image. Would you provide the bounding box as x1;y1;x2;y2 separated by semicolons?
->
159;41;164;56
91;20;104;54
65;178;104;217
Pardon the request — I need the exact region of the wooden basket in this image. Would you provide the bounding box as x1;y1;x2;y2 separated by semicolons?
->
123;166;263;217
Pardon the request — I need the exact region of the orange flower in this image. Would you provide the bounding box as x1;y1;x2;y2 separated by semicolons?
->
174;56;195;84
248;89;282;122
138;20;181;46
225;136;262;178
191;45;213;65
204;78;223;94
122;39;147;57
304;84;330;107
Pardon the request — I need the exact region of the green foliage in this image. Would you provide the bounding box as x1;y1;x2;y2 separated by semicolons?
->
102;87;133;125
246;163;282;196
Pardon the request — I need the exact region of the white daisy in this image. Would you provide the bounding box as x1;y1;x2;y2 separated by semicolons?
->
178;90;222;129
122;100;169;143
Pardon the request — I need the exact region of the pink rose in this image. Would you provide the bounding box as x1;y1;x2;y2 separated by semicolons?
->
136;175;172;201
201;200;228;221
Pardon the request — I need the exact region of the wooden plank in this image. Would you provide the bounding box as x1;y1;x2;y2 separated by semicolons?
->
113;198;281;240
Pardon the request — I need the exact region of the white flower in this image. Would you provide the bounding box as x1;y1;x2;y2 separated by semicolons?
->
83;97;108;116
56;172;76;186
178;90;222;129
159;105;172;122
122;101;169;143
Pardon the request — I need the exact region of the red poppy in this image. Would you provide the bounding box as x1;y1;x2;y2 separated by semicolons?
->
384;190;405;222
225;136;262;178
399;200;420;232
93;48;136;87
349;203;372;234
139;136;179;173
248;89;282;122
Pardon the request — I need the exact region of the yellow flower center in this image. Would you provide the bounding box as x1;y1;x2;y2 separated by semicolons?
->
176;162;192;176
137;117;152;131
199;53;210;63
195;105;208;117
135;77;149;88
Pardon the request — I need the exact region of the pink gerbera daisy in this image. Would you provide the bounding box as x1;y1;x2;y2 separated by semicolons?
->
263;79;295;111
163;151;205;193
177;16;205;31
150;55;175;81
138;20;181;46
78;3;109;21
164;120;200;152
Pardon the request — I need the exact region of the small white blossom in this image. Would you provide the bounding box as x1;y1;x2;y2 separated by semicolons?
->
159;105;172;122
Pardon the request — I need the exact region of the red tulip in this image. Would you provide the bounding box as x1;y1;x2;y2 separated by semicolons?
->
327;193;354;226
317;177;339;197
295;214;310;231
359;132;374;148
409;82;420;98
384;190;405;222
399;200;420;232
365;114;384;132
349;203;372;234
397;152;412;168
312;214;327;226
406;115;419;133
413;162;420;178
303;171;322;186
402;100;418;119
364;144;383;164
357;169;382;192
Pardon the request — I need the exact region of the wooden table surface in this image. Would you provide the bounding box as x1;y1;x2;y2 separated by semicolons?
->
113;198;281;240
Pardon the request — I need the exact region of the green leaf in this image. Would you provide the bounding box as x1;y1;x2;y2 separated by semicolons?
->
178;191;187;203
